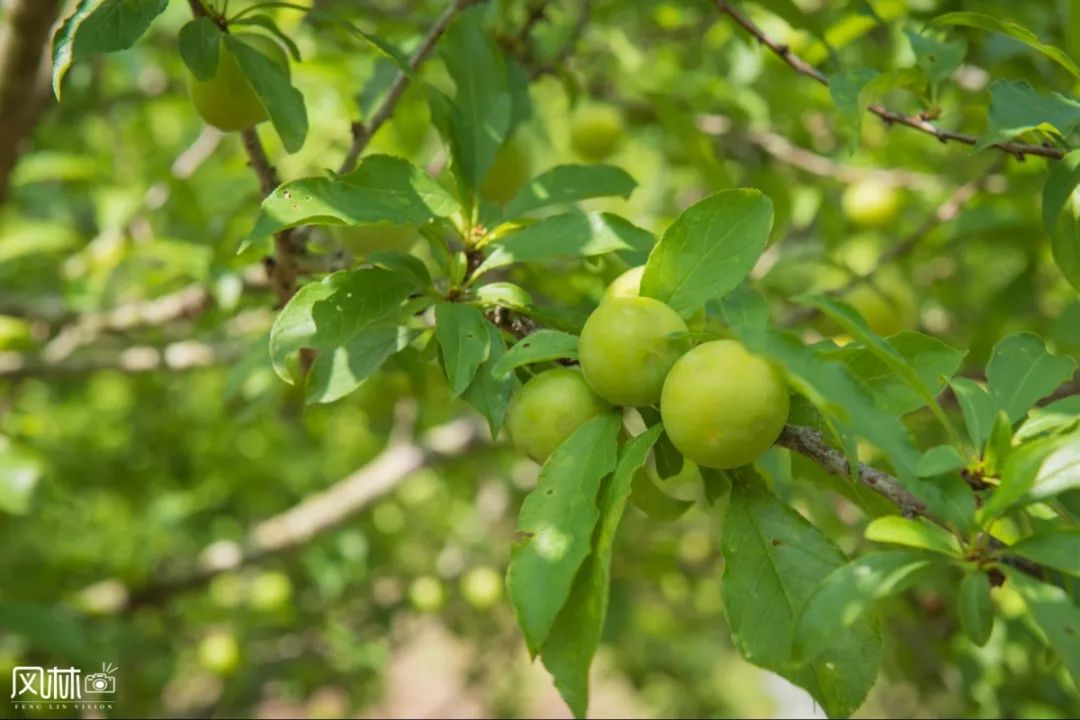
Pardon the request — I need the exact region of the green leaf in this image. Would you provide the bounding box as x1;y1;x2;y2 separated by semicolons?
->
793;550;934;664
0;439;43;515
433;6;513;203
247;155;459;244
1008;530;1080;578
224;34;308;153
435;303;492;396
476;212;653;276
1042;149;1080;234
917;445;968;478
1051;189;1080;293
950;377;996;449
504;164;637;219
641;189;773;317
473;282;533;312
268;268;417;404
980;429;1080;520
462;323;516;436
52;0;169;98
1016;395;1080;441
1006;569;1080;689
178;17;221;81
974;79;1080;151
932;12;1080;80
629;469;693;522
957;571;994;647
982;410;1014;477
490;330;579;378
800;295;953;421
828;68;878;153
987;332;1077;423
722;476;883;718
229;16;303;63
540;426;663;719
865;516;963;557
507;413;622;656
905;29;966;85
367;250;432;287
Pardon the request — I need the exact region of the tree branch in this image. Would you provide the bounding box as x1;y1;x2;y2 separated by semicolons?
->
337;0;479;175
0;0;62;204
713;0;1067;161
124;416;485;608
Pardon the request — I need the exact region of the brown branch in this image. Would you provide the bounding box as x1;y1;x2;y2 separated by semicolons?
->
780;167;999;327
124;416;485;608
714;0;1067;161
0;0;62;204
337;0;478;175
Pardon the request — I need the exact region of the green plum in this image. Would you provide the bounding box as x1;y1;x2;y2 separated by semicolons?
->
189;34;289;132
331;222;418;257
460;565;503;609
603;266;707;331
507;368;609;463
570;104;625;161
841;178;901;229
408;575;446;613
578;296;689;406
480;136;531;205
197;631;241;675
660;340;789;469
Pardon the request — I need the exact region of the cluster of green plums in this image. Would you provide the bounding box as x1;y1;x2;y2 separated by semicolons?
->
507;268;790;471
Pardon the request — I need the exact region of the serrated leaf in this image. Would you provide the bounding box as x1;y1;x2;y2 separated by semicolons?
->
476;212;653;276
905;29;966;85
52;0;169;98
958;571;994;646
178;17;221;81
504;164;637;219
723;477;883;718
980;429;1080;521
491;330;579;378
540;426;662;719
224;34;307;153
865;516;963;557
641;189;773;317
247;155;459;245
1008;530;1080;578
794;550;935;664
975;79;1080;151
1006;569;1080;689
917;445;967;477
268;268;417;403
435;303;491;396
986;332;1077;423
462;323;516;436
950;377;996;449
932;12;1080;80
507;413;622;656
629;469;693;522
1042;149;1080;234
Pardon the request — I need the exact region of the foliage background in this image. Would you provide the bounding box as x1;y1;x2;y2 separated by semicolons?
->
1;0;1080;717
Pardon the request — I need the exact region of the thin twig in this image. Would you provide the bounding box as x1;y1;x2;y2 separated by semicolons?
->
337;0;478;175
714;0;1067;161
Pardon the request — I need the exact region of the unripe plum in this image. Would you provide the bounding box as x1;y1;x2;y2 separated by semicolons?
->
507;368;609;463
570;104;625;162
841;179;901;229
189;34;289;132
660;340;789;469
480;136;531;205
578;296;689;406
603;266;707;331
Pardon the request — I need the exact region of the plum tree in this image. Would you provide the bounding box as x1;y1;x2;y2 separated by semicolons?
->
841;178;902;229
480;136;531;204
578;296;689;406
189;34;289;132
507;368;609;462
660;340;789;469
603;266;707;331
570;104;625;161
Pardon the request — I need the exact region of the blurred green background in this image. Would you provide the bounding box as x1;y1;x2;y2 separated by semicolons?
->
1;0;1079;717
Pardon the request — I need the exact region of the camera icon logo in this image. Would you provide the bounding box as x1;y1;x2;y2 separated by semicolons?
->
83;663;117;695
